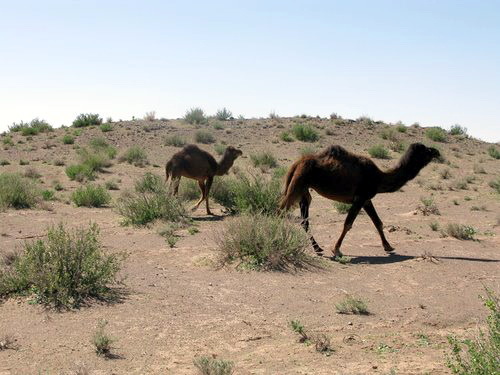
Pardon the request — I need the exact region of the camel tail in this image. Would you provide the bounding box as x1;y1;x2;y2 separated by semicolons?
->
165;161;172;183
279;160;313;210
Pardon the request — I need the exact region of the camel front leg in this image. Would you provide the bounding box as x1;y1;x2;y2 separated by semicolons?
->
333;200;364;257
299;192;323;254
363;200;395;253
204;176;214;215
192;180;206;212
170;177;181;196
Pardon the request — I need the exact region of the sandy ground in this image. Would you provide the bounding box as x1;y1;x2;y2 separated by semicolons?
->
0;117;499;374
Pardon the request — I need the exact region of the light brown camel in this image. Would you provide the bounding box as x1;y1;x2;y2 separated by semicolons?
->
280;143;440;257
165;144;242;215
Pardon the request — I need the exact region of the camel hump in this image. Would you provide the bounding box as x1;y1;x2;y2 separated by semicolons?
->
321;145;352;161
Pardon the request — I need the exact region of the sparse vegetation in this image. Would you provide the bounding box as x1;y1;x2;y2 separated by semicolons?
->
334;202;351;214
426;127;447;142
193;356;234;375
292;123;319;142
214;144;226;155
71;184;111;207
9;118;52;136
0;223;122;308
41;189;55;201
440;168;452;179
0;173;40;210
184;107;207;125
65;164;96;182
488;146;500;160
446;223;477;240
418;196;440;215
194;130;216;144
335;296;369;315
216;213;310;271
120;146;148;167
396;123;407;133
100;123;113;132
447;288;499;375
250;151;278;170
215;108;232;121
143;111;156;121
280;131;294;142
62;135;75;144
72;113;102;128
164;135;186;147
368;144;390;159
380;128;398;141
449;124;467;136
429;221;440;231
489;178;500;194
92;319;115;357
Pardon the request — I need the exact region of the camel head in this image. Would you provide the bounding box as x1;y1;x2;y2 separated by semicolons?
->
216;146;243;176
223;146;243;161
407;143;441;164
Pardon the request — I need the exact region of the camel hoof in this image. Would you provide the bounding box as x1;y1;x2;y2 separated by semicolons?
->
207;211;214;216
384;246;395;253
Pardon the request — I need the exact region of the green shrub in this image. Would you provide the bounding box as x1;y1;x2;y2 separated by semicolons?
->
0;173;40;210
396;123;407;133
426;127;447;142
487;146;500;160
2;136;14;146
250;151;278;169
72;113;102;128
280;131;294;142
89;137;117;159
389;140;406;153
292;123;319;142
164;135;186;147
334;202;351;214
211;174;281;216
212;121;224;130
368;145;390;159
117;175;188;226
178;179;200;201
215;107;232;121
92;320;114;357
335;296;369;315
10;119;52;136
62;135;74;144
19;159;29;166
195;130;215;144
78;148;112;172
104;180;120;190
216;213;310;271
214;144;226;155
380;128;398;141
447;288;499;375
0;160;10;166
71;184;111;207
65;164;96;182
184;107;207;125
449;124;467;136
120;146;148;167
446;223;476;240
100;123;113;132
41;189;55;201
0;223;122;308
300;145;317;156
193;356;234;375
489;178;500;194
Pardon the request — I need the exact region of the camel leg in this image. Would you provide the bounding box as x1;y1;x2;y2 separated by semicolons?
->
363;200;395;253
191;180;206;212
170;177;181;196
204;176;214;215
333;200;364;257
299;191;323;254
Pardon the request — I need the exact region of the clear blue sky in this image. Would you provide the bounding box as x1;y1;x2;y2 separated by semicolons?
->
1;0;499;141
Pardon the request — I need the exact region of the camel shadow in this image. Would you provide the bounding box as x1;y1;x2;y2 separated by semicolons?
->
191;215;225;222
346;253;500;265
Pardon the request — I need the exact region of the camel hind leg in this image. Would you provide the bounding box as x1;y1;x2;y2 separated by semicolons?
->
363;200;395;253
299;191;324;255
333;199;364;257
204;176;214;215
170;176;181;196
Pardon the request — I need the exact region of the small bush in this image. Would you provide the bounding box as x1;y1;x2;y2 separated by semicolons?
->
292;124;319;142
426;127;447;142
2;136;14;146
489;178;500;194
71;184;111;207
178;179;200;201
164;135;186;147
100;123;113;132
300;145;317;156
0;223;122;308
449;124;467;136
214;144;226;155
334;202;351;214
62;135;74;144
143;111;156;121
65;164;96;182
19;160;29;166
396;124;407;133
447;288;499;375
92;319;115;357
117;175;188;226
0;173;40;210
280;131;294;142
77;148;112;172
215;108;232;121
446;223;476;240
193;356;234;375
0;160;10;166
368;145;390;159
380;128;398;141
418;196;440;215
487;146;500;160
104;180;120;190
120;146;148;167
184;107;207;125
10;119;52;136
212;121;224;130
473;164;486;174
72;113;102;128
89;137;117;159
211;174;281;216
389;140;406;153
250;151;278;170
335;296;369;315
195;130;215;144
24;167;41;180
429;221;440;231
440;168;452;179
41;189;55;201
216;213;310;271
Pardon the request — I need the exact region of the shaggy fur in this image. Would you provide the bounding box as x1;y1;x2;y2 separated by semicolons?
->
280;143;440;257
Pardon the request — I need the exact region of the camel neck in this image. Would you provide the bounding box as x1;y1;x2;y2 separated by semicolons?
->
215;154;235;176
378;156;426;193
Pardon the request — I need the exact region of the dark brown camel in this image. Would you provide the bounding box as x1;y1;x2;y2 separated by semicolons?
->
280;143;440;257
165;144;242;215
